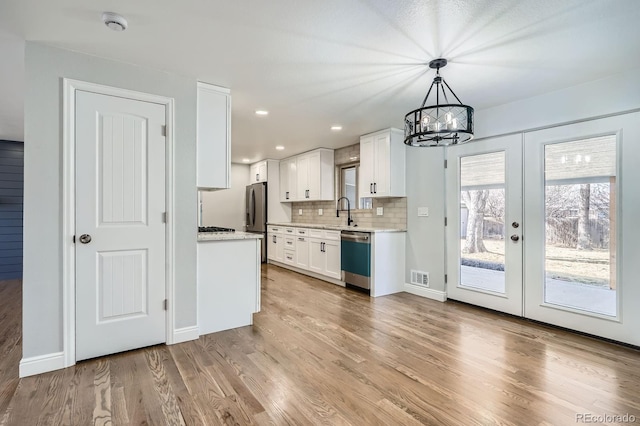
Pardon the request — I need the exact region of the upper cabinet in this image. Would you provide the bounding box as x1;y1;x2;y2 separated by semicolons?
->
280;148;334;202
279;158;297;201
197;82;231;189
359;128;405;198
250;160;268;183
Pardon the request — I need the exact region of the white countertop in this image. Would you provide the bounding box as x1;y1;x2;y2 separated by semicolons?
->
197;231;264;242
267;222;406;233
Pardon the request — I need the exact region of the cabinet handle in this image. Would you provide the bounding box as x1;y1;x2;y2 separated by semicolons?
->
273;235;276;243
298;237;305;241
321;242;325;252
370;183;373;194
286;191;289;200
374;182;377;194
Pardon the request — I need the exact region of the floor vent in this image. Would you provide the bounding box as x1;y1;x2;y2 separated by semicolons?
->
411;270;430;288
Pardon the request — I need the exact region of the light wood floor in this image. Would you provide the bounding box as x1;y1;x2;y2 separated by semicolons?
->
2;265;640;425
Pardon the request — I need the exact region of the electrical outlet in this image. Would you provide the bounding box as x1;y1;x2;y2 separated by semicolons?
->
298;209;303;215
376;207;383;216
418;207;429;217
318;208;323;215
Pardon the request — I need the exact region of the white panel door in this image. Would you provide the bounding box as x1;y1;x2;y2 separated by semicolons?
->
373;133;390;197
323;240;341;280
308;239;324;274
446;134;523;316
359;136;374;197
296;155;310;200
75;91;166;361
295;236;309;269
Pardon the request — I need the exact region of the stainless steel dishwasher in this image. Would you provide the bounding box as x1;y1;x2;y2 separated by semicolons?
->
341;231;371;291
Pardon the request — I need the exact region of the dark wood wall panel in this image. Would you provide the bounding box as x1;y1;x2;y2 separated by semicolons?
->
0;140;23;280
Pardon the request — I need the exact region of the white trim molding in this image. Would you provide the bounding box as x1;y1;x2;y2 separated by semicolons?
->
404;283;447;302
172;326;200;344
19;352;65;378
62;79;176;369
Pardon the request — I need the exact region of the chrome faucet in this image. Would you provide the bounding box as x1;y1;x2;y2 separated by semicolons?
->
336;197;354;226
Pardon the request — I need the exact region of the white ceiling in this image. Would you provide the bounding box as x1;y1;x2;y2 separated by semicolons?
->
1;0;639;162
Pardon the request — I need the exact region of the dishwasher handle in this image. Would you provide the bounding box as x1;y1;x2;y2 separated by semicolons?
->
341;232;370;242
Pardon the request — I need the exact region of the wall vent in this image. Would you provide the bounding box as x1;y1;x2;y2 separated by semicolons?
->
411;270;430;288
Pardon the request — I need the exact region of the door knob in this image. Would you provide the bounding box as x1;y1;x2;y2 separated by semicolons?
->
79;234;92;244
510;235;520;242
512;221;520;228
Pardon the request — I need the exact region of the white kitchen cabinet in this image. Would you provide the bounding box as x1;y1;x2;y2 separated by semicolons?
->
295;235;309;269
323;240;341;280
359;128;405;198
197;82;231;189
267;232;284;263
280;148;334;202
279;159;297;202
250;161;268;183
307;230;341;279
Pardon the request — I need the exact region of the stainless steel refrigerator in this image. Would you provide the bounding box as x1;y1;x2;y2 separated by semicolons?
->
246;182;267;262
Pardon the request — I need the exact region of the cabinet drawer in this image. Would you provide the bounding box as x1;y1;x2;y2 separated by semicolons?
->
324;230;341;241
308;229;324;239
284;237;296;249
283;249;296;264
284;227;296;235
296;228;309;236
267;226;282;234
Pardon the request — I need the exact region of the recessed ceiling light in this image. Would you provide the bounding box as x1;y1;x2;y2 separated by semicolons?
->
242;158;251;163
275;146;285;151
255;110;269;116
102;12;128;32
331;125;343;131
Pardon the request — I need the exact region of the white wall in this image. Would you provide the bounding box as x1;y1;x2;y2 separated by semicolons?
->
406;66;640;296
405;148;446;292
23;43;198;359
200;164;249;230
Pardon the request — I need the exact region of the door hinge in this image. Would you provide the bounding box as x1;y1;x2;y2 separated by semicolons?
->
163;299;168;310
445;274;448;284
444;159;448;168
161;125;167;137
162;212;167;223
444;217;448;226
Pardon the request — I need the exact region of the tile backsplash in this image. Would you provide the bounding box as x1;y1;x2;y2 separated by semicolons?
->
291;197;407;229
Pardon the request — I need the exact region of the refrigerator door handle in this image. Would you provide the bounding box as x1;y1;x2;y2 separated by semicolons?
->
251;188;256;227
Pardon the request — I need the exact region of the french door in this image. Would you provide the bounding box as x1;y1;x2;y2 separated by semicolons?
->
446;134;523;316
446;113;640;346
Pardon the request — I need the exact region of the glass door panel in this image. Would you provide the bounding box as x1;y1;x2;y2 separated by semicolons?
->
543;136;617;316
460;152;506;294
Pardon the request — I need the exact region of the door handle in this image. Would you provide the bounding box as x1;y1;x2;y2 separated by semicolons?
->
510;235;520;242
512;222;520;228
79;234;92;244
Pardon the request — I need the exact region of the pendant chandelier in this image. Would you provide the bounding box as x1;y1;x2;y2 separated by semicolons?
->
404;58;474;147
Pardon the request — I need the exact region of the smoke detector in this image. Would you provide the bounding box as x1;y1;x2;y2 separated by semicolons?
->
102;12;128;32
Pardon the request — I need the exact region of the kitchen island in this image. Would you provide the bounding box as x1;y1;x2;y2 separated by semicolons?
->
197;231;262;335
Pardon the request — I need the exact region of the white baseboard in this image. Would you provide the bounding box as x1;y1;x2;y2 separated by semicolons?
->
172;326;199;344
19;352;66;378
404;283;447;302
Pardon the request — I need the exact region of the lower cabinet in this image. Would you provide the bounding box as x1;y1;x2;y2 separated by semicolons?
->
295;236;309;269
267;232;284;263
268;226;341;282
